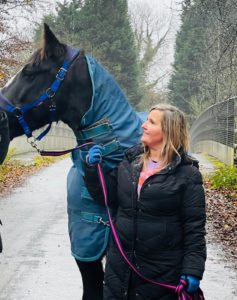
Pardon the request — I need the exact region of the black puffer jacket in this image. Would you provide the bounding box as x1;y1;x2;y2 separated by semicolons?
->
0;111;10;164
84;144;206;300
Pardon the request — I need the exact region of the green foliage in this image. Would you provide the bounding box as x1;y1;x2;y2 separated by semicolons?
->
168;0;206;116
33;155;55;167
203;154;224;169
1;148;15;164
169;0;237;119
210;165;237;191
0;148;17;182
138;89;169;111
35;0;141;108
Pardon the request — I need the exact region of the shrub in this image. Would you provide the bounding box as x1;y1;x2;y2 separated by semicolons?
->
0;148;16;182
33;155;55;167
210;165;237;192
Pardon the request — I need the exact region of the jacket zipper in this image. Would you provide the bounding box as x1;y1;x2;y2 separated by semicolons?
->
131;165;139;267
139;165;172;195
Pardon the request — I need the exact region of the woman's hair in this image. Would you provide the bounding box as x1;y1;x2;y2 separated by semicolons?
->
142;103;189;168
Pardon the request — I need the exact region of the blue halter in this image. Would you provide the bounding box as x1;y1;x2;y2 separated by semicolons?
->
0;46;79;141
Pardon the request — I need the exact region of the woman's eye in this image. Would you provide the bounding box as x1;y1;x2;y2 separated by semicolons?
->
22;63;44;78
149;119;154;124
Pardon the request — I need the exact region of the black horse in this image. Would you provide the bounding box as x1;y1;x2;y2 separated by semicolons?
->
0;24;143;299
0;111;9;164
0;110;9;253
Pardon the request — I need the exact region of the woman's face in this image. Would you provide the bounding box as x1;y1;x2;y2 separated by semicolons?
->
141;109;164;149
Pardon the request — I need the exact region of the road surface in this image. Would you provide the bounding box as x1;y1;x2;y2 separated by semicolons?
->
0;158;236;299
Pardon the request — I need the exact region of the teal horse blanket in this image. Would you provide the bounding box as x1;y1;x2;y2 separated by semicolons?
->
67;55;143;261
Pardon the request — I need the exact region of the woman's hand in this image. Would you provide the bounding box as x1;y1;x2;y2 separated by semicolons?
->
86;145;103;165
181;275;200;293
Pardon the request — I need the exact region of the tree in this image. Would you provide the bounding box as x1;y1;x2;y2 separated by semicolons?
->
169;0;237;119
0;0;51;86
129;1;171;88
37;0;141;108
128;1;175;111
168;0;206;116
81;0;140;107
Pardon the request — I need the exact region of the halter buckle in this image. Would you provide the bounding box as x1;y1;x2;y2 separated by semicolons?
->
46;88;56;98
56;67;67;81
14;107;23;118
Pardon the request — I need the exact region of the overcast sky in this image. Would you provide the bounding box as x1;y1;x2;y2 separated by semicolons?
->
128;0;182;89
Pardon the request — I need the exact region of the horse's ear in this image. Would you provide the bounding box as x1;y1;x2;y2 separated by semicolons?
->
79;49;85;57
41;23;65;59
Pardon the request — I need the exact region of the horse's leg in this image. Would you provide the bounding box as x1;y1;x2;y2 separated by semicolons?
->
75;257;104;300
0;111;10;164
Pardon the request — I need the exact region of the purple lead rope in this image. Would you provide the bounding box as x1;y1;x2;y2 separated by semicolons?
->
39;142;95;156
97;163;193;300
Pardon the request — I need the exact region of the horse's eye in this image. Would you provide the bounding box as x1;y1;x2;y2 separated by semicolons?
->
22;67;36;79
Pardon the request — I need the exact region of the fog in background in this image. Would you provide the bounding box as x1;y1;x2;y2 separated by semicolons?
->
128;0;181;89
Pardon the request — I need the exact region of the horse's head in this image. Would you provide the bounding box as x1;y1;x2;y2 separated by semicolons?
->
2;24;92;140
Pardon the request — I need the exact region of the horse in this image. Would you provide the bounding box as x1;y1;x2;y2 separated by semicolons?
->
0;24;143;299
0;111;10;164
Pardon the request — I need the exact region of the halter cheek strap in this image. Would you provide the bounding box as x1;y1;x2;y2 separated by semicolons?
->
0;46;80;141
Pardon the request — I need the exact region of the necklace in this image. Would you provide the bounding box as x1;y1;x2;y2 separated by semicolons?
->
148;159;161;169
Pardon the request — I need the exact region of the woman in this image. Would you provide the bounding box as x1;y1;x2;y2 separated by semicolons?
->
0;110;10;165
84;104;206;300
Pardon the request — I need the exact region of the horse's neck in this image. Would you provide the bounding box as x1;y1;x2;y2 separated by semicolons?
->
79;56;134;127
75;57;142;151
60;55;142;147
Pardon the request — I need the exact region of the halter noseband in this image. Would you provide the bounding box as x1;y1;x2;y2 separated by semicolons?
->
0;46;80;150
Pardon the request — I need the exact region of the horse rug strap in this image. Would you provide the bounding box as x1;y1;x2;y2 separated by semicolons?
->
80;212;110;227
40;118;117;156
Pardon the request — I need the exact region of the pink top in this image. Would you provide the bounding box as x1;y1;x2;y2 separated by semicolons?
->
137;159;161;195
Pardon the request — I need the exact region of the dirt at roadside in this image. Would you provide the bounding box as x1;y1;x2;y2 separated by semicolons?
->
205;183;237;268
194;153;237;269
0;163;40;196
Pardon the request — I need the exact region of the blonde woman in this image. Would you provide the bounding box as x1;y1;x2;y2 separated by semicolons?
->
84;104;206;300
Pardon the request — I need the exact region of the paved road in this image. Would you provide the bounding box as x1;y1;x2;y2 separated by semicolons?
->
0;157;236;300
0;158;82;300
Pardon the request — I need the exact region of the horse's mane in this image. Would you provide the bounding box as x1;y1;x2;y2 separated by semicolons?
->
28;44;85;68
28;49;43;67
28;23;86;68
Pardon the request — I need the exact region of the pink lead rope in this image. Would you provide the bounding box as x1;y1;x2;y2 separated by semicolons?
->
97;164;194;300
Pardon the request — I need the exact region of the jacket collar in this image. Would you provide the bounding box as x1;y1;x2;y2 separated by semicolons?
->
167;148;200;173
125;144;199;172
125;143;144;163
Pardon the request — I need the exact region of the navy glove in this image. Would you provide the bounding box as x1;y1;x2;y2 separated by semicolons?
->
86;145;103;165
181;275;200;293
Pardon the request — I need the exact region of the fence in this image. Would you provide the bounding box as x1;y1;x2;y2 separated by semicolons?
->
9;121;76;156
190;97;237;165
